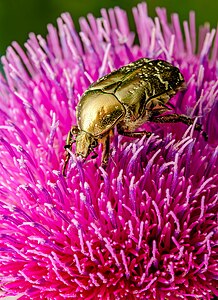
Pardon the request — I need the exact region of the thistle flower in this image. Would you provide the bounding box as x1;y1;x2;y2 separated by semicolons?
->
0;2;218;299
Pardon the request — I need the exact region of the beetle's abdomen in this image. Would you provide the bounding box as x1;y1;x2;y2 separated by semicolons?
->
77;91;125;137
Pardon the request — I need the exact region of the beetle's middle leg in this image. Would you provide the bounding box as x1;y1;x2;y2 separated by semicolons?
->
117;124;152;138
150;113;208;139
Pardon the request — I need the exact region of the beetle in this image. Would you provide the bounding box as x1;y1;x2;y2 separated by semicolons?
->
63;58;206;176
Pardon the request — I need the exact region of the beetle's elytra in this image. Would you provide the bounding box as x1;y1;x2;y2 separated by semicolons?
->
63;58;206;176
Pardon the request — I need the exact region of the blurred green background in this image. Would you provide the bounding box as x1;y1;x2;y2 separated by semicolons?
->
0;0;217;56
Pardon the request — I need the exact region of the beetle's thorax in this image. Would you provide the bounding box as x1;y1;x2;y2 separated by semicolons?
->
77;90;125;137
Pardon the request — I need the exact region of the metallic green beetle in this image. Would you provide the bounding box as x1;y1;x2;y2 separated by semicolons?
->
63;58;205;176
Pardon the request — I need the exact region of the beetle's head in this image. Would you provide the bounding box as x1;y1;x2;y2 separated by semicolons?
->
76;131;98;159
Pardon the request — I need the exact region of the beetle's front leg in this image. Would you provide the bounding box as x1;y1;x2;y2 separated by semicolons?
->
117;124;152;138
150;113;208;140
101;134;110;168
62;125;79;176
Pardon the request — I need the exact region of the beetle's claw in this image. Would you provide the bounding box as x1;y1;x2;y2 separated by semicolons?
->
202;131;208;141
194;123;208;141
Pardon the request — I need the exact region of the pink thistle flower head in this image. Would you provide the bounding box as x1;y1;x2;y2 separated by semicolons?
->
0;2;218;299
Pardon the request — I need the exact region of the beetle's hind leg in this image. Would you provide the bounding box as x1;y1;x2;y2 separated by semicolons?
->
62;126;79;176
150;113;208;140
